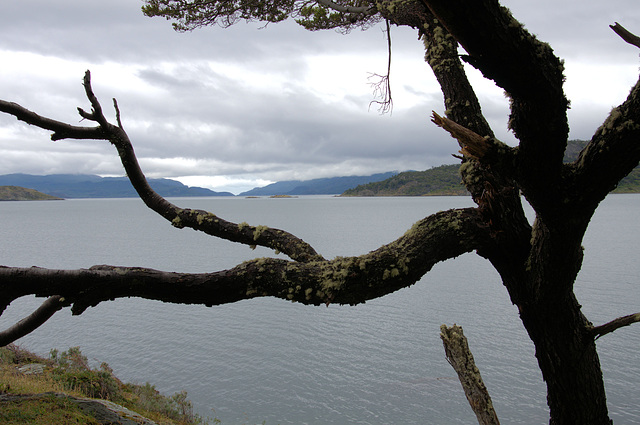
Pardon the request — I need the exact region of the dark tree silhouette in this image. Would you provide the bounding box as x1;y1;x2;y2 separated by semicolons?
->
2;1;640;423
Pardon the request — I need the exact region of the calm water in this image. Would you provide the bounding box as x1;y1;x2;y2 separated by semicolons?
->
1;195;639;424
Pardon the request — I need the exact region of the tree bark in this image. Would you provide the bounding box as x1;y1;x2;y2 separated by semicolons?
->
519;293;611;425
441;324;500;425
0;296;67;346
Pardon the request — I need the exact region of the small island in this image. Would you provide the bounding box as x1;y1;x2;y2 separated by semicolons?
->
0;186;63;201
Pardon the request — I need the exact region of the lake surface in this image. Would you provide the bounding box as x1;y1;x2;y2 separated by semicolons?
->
1;195;639;424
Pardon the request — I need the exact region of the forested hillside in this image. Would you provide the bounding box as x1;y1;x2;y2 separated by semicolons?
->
341;164;466;196
342;140;640;196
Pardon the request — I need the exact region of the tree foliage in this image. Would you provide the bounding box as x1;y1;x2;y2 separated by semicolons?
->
2;1;640;424
142;0;382;32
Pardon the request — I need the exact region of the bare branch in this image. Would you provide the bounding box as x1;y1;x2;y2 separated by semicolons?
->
0;208;489;315
440;324;500;425
431;112;516;170
0;71;323;263
0;100;108;141
0;296;68;347
588;312;640;340
424;0;569;214
610;22;640;49
432;112;489;157
113;98;123;129
569;76;640;206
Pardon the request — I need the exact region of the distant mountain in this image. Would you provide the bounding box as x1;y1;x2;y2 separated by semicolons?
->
341;164;467;196
239;172;398;196
0;174;233;198
0;186;63;201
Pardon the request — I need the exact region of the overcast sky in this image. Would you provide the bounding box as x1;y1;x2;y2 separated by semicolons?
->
1;1;639;194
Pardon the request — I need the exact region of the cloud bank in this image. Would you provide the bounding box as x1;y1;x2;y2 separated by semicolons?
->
0;0;638;193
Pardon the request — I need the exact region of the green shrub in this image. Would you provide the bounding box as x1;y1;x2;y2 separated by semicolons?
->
49;347;123;402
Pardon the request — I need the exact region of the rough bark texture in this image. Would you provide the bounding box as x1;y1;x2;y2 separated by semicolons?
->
2;1;640;424
441;325;500;425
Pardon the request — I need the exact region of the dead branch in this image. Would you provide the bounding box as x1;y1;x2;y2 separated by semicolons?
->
0;71;323;263
0;296;68;347
440;324;500;425
0;208;490;317
0;100;107;141
431;112;491;158
610;23;640;49
588;312;640;340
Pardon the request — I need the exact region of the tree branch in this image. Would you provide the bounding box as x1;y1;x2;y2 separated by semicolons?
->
0;296;69;347
422;0;569;213
431;112;492;159
419;9;531;297
610;22;640;49
568;76;640;207
0;71;323;263
567;25;640;207
588;312;640;340
0;100;108;141
440;324;500;425
0;208;490;316
315;0;373;14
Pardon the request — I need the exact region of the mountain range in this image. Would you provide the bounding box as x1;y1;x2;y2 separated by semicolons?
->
0;172;400;199
5;140;638;200
0;174;233;198
239;172;398;196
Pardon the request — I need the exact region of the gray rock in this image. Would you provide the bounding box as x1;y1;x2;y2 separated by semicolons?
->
17;363;45;375
0;392;159;425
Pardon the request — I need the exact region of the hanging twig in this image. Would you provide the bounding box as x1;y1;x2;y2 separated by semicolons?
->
369;19;393;114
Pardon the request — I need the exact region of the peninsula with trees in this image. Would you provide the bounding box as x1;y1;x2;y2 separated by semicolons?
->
343;139;640;196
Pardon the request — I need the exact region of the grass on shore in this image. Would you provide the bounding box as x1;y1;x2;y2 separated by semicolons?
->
0;344;214;425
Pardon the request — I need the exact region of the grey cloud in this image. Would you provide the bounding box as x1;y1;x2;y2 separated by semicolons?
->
1;0;639;189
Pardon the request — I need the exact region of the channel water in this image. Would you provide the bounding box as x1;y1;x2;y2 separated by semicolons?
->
1;195;638;424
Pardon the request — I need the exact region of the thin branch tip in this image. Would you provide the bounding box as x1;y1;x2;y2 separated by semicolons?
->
589;312;640;339
610;22;640;49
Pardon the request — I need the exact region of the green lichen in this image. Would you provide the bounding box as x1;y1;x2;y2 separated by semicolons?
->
253;225;269;241
238;221;249;230
196;212;217;225
171;215;183;228
397;258;410;274
318;256;355;292
423;22;458;74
